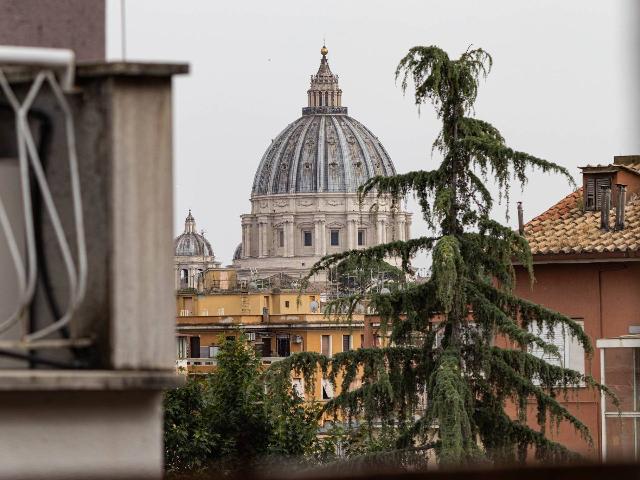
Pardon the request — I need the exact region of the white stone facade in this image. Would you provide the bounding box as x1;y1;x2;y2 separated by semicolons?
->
174;211;220;289
234;192;411;278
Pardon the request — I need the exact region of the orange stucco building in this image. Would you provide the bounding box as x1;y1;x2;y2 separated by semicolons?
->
514;155;640;461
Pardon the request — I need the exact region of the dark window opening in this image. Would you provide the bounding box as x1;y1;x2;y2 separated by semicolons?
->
261;339;271;357
189;336;201;358
285;300;290;308
357;229;365;246
278;228;285;248
277;336;290;357
342;334;351;352
303;230;313;247
330;229;340;246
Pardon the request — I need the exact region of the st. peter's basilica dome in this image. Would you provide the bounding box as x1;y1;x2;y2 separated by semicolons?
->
235;46;411;279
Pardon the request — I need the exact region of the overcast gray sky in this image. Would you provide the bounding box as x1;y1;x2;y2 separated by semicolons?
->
106;1;638;267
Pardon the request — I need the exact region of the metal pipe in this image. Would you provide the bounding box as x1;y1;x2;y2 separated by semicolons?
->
615;184;626;230
600;345;607;461
517;201;524;235
0;46;75;90
600;186;611;231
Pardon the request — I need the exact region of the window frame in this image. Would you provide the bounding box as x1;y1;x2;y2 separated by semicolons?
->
330;229;340;246
278;228;285;248
528;319;586;379
321;334;332;357
303;229;313;247
342;334;352;352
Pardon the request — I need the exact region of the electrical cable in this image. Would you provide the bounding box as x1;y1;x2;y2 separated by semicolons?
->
0;71;38;333
0;69;87;344
23;71;87;342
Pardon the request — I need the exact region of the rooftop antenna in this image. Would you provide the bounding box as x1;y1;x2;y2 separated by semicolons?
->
121;0;127;61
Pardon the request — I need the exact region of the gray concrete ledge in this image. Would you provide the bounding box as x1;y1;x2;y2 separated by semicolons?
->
0;370;184;391
77;61;189;78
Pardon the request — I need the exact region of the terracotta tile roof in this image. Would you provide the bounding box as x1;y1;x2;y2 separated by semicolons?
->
581;163;640;174
524;188;640;256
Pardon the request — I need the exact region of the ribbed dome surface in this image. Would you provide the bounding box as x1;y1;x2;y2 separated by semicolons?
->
175;232;213;257
174;210;214;257
251;114;396;196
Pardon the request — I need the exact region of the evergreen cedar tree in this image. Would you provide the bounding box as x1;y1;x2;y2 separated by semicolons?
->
268;45;615;466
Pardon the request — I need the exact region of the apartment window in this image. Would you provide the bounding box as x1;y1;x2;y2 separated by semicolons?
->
528;320;585;375
310;296;319;313
321;378;334;399
360;334;365;348
277;335;290;357
357;229;365;246
284;300;290;308
330;229;340;246
321;334;332;357
278;228;285;248
303;230;313;247
176;337;188;359
342;334;352;352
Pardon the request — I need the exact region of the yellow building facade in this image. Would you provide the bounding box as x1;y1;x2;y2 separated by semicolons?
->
175;288;389;403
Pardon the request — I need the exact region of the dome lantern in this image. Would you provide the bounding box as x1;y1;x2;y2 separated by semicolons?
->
304;43;345;115
184;209;196;233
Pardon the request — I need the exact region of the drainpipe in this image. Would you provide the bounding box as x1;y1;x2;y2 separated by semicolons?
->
600;186;611;231
614;184;626;230
517;201;524;235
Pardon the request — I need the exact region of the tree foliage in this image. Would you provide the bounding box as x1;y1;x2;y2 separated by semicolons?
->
164;335;319;475
268;45;614;467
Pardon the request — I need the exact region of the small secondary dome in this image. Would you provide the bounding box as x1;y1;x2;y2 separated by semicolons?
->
174;210;214;257
251;45;396;196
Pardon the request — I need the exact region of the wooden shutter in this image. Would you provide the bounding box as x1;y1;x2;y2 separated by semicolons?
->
586;177;596;210
596;177;611;210
321;335;331;356
342;334;351;352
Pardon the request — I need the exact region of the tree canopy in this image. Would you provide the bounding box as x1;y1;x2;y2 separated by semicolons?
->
164;335;319;475
268;45;613;467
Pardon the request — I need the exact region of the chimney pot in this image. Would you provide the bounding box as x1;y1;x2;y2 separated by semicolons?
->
615;184;626;230
600;185;611;231
517;201;524;235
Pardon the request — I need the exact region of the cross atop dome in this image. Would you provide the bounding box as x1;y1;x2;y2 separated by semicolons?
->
184;209;197;233
303;44;346;115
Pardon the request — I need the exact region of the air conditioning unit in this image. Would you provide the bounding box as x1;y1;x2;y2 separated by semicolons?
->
292;335;303;344
246;332;256;341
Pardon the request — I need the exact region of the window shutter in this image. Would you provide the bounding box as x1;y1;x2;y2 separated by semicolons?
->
595;177;611;210
586;177;595;210
321;335;331;356
342;334;351;352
